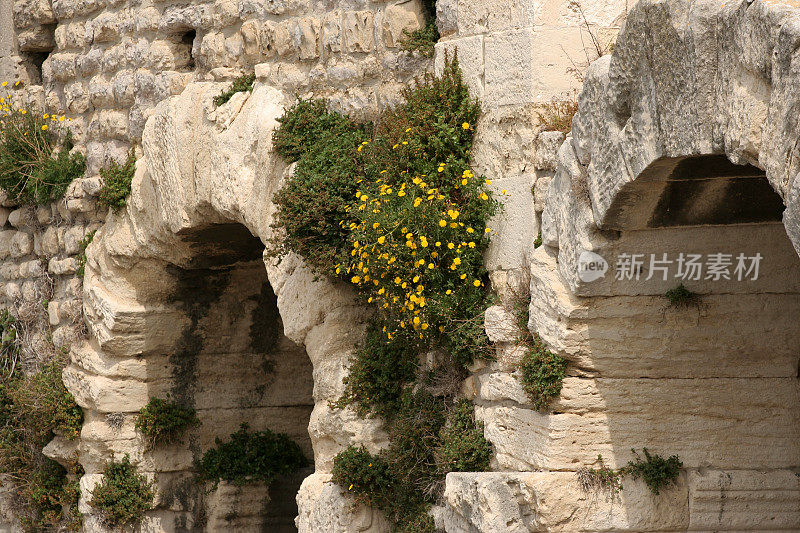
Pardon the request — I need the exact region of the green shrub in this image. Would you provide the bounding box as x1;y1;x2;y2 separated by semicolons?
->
0;97;85;205
135;398;199;447
270;105;369;273
11;358;83;440
0;337;84;531
98;150;136;210
518;333;567;410
333;324;421;420
332;394;490;532
90;455;154;528
331;445;398;513
195;424;307;488
76;230;95;278
534;231;543;248
436;400;492;473
272;98;367;163
213;73;256;107
622;448;682;495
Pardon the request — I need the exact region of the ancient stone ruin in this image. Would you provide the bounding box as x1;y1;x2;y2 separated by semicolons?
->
0;0;798;531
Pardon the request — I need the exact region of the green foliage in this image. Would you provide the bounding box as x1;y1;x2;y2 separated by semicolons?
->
76;230;95;278
275;57;495;532
13;359;84;439
578;455;623;495
333;324;420;420
98;150;136;210
135;397;199;448
213;73;256;107
665;284;697;308
0;101;86;205
579;450;682;496
622;448;682;495
195;423;307;489
536;96;579;133
0;328;84;532
436;400;492;473
534;231;542;248
518;333;567;410
270;103;369;273
90;455;154;528
400;0;440;57
272;98;367;163
333;393;491;531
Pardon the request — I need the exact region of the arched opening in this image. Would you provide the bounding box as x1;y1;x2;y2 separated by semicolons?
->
149;222;314;531
171;29;197;72
564;154;800;528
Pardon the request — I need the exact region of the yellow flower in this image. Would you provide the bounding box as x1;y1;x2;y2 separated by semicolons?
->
448;210;459;219
351;276;361;283
377;236;385;244
447;243;455;249
461;179;468;185
41;125;47;130
414;198;422;207
0;82;6;87
462;122;470;130
480;193;489;200
446;290;452;295
473;280;481;287
466;227;474;233
439;220;447;227
460;274;467;279
349;484;353;490
485;227;491;233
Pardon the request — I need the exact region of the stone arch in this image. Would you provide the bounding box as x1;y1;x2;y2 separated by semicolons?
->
524;0;800;529
59;82;390;531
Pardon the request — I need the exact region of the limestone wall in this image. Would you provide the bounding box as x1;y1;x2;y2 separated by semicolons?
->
11;0;800;532
436;0;800;531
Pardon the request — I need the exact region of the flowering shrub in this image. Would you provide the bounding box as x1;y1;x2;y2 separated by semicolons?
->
273;55;494;531
0;83;85;205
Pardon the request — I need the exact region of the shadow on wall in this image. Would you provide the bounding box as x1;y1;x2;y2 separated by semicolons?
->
573;155;800;530
137;222;314;532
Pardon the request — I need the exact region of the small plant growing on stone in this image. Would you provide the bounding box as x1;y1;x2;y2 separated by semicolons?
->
213;73;256;107
518;333;568;410
76;230;95;278
536;96;579;134
577;455;623;494
0;86;86;205
195;424;307;489
98;150;136;210
664;284;697;308
436;400;492;474
90;455;154;528
135;397;199;448
534;231;543;248
400;0;439;57
622;448;682;495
